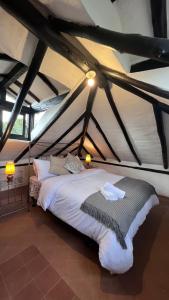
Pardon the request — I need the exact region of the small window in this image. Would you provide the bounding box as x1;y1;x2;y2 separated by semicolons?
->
2;111;29;139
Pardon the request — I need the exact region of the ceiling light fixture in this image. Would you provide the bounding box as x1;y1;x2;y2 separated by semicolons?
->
86;70;96;87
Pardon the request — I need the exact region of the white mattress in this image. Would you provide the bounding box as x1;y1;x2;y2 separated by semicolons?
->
37;168;159;274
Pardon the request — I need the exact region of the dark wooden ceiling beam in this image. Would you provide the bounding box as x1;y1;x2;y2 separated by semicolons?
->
0;99;32;114
7;87;31;106
153;104;168;169
85;159;169;175
36;112;85;158
0;40;47;152
0;0;93;73
78;86;97;156
49;16;169;64
38;72;59;96
86;133;106;161
0;53;17;62
82;145;93;158
104;82;141;165
130;59;169;73
91;113;121;162
69;146;79;154
105;73;169;114
14;79;87;162
0;89;6;101
150;0;167;38
0;62;27;91
14;80;40;102
102;65;169;100
54;132;82;156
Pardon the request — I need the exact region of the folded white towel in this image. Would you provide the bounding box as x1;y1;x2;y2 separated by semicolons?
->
100;182;125;201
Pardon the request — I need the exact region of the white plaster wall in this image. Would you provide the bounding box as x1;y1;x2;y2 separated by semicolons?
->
93;161;169;197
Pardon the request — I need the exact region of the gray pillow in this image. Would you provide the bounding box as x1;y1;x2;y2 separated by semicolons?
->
49;156;69;175
64;153;85;174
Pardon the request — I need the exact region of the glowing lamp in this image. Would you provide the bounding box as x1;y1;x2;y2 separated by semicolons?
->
86;70;96;87
5;161;15;183
85;154;92;169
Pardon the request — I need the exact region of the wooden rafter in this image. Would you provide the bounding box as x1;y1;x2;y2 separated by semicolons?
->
82;145;93;158
69;146;79;154
14;79;87;162
105;74;169;114
85;159;169;175
91;113;121;162
54;132;82;156
104;82;141;165
150;0;167;38
130;59;169;73
0;63;27;91
102;66;169;100
38;72;59;96
7;87;31;106
78;85;97;156
0;0;91;73
49;16;169;64
0;99;32;114
36;112;85;158
0;40;47;152
86;133;106;161
0;53;17;62
153;104;168;169
14;80;40;102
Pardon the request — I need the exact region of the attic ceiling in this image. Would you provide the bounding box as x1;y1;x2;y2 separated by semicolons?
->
0;0;169;174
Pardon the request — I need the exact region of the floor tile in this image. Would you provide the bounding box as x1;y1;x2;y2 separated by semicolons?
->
34;265;60;295
14;281;43;300
26;253;49;278
45;279;75;300
0;254;23;278
20;245;40;264
4;265;31;297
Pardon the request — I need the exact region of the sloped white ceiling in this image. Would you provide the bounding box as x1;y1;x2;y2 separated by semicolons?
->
1;0;169;172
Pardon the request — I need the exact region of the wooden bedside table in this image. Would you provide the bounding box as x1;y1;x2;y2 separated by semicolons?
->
0;185;28;217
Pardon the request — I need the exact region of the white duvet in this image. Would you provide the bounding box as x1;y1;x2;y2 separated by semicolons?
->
37;168;159;273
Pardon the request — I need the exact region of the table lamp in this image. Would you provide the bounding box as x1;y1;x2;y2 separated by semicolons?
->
5;161;15;184
85;154;91;168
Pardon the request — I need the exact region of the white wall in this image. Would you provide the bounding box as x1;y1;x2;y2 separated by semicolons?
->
93;161;169;197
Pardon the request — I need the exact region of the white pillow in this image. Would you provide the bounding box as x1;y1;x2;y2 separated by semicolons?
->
64;153;85;174
49;156;70;175
33;159;55;181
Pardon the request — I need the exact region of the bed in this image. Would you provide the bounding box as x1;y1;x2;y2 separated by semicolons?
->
35;168;159;274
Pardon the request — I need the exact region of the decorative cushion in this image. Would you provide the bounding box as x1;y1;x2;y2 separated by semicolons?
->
64;153;85;174
33;159;55;181
49;156;70;175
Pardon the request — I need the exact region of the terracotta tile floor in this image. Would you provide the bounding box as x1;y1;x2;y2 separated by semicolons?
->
0;196;169;299
0;245;77;300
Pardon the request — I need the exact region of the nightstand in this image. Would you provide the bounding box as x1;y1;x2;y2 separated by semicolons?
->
0;185;28;217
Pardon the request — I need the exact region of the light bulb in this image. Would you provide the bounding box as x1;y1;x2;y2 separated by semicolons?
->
87;78;95;87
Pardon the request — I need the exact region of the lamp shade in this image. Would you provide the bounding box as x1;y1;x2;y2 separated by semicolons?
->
5;161;15;175
85;154;91;164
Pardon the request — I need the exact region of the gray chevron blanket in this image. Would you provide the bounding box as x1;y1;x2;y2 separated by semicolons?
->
80;177;156;249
